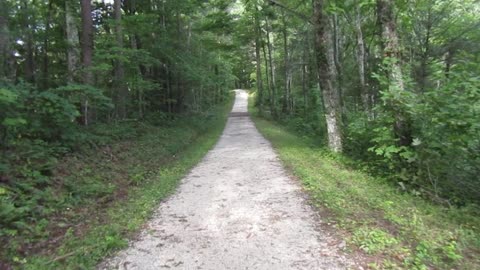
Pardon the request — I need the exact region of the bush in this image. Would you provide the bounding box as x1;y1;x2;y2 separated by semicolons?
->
0;82;112;238
358;68;480;204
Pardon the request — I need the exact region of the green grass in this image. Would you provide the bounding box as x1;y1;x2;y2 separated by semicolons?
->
248;94;480;269
5;96;233;269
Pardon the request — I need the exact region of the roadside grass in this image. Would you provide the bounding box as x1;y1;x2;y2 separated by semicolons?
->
4;95;233;269
248;95;480;269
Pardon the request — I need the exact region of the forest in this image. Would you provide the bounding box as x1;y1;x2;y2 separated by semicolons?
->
0;0;479;269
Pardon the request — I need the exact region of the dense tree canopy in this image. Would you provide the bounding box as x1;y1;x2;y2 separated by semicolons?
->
244;0;480;204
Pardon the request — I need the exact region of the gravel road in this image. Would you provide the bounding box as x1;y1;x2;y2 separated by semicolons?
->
99;90;354;270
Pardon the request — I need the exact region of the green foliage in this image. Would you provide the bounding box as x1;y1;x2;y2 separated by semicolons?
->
345;67;480;204
352;227;398;254
1;95;233;268
250;102;480;269
0;82;113;259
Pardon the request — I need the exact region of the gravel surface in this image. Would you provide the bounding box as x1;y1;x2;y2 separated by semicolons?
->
99;90;355;270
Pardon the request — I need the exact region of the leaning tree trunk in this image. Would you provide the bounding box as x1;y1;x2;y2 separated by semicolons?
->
377;0;411;146
313;0;343;153
65;0;80;83
80;0;94;126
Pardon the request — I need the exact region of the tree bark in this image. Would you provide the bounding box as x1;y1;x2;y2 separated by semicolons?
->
377;0;404;92
254;5;264;113
261;37;272;115
114;0;128;119
377;0;411;146
354;3;370;116
265;18;277;118
22;0;35;83
65;0;80;83
281;10;290;114
40;0;53;89
80;0;94;125
313;0;343;153
302;35;308;116
0;5;9;80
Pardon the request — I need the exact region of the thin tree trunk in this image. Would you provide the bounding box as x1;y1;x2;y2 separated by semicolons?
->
332;14;342;98
266;18;277;118
302;36;308;116
41;0;52;89
262;39;273;115
313;0;343;152
80;0;94;125
444;48;453;79
354;2;370;117
281;10;290;114
418;9;432;92
254;6;264;113
65;0;80;83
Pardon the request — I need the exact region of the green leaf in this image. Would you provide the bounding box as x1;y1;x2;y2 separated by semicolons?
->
2;117;27;127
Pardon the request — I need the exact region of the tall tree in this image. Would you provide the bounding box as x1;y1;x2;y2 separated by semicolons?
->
80;0;94;125
281;10;290;114
0;2;8;80
253;3;264;114
265;17;277;118
313;0;343;152
22;0;35;83
65;0;80;83
353;1;369;116
114;0;128;119
377;0;411;146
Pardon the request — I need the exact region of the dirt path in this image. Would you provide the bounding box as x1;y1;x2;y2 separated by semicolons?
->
100;90;354;269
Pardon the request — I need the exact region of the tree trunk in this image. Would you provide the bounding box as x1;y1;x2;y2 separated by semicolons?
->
377;0;411;146
354;2;370;116
418;8;432;92
254;6;264;113
40;0;53;89
22;0;35;84
114;0;128;119
0;5;9;80
313;0;343;153
302;35;308;116
65;0;80;83
377;0;404;92
262;38;272;115
281;10;290;114
80;0;94;125
332;13;342;102
266;18;277;118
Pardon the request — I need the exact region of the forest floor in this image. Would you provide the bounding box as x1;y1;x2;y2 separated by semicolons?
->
99;90;361;269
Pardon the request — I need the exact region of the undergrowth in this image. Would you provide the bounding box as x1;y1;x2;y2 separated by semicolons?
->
249;94;480;269
1;94;233;269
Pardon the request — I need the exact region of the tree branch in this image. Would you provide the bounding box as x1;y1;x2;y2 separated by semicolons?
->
267;0;313;24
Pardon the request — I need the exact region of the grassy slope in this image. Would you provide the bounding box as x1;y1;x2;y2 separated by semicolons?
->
13;96;233;269
248;96;479;269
